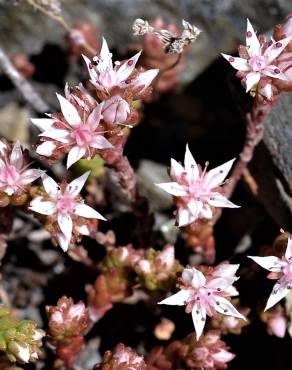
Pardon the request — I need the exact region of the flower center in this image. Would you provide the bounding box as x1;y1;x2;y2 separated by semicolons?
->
283;262;292;281
189;179;209;200
56;193;76;215
71;126;92;147
0;165;20;186
248;55;266;72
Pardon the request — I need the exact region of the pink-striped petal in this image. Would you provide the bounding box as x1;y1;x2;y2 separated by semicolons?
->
265;281;290;311
156;182;188;197
245;71;261;92
42;174;59;197
263;65;287;80
116;51;142;83
192;304;207;339
158;289;191;306
57;214;73;241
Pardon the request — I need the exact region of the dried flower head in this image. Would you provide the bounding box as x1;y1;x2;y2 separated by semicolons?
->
133;18;201;54
132;18;154;36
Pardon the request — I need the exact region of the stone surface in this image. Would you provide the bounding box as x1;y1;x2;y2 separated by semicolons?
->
250;93;292;230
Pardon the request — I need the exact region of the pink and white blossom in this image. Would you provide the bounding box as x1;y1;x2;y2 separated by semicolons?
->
159;265;245;339
83;38;159;94
101;95;130;127
248;235;292;311
222;19;290;92
29;171;106;251
32;94;113;168
156;144;239;227
0;141;43;195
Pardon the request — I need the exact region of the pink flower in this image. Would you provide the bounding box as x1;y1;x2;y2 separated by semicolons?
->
248;235;292;310
83;38;159;94
101;95;130;127
0;141;43;196
156;144;239;227
32;94;112;168
29;171;106;251
159;265;245;339
222;19;290;92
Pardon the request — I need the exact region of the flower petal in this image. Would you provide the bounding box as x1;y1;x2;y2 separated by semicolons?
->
42;174;59;197
214;263;240;278
265;281;290;311
90;135;113;150
188;199;203;218
39;129;69;142
177;207;197;227
20;169;43;185
130;68;159;90
170;158;185;179
192;304;207;339
31;118;55;132
245;71;261;92
87;104;102;129
285;237;292;260
190;268;206;288
116;51;142;83
156;182;187;197
248;255;284;272
67;171;90;197
82;54;98;80
99;38;113;70
57;214;73;241
158;289;191;306
57;232;70;252
208;194;240;208
263;65;287;81
184;144;199;181
246;19;261;57
74;204;106;220
214;296;246;320
264;37;291;64
56;94;81;127
67;146;87;168
36;141;56;156
205;158;235;189
29;197;56;215
221;53;249;71
10;141;23;170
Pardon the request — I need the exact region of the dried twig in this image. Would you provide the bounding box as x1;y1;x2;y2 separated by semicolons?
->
0;46;50;113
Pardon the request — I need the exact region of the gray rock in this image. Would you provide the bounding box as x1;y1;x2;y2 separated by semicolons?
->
250;93;292;230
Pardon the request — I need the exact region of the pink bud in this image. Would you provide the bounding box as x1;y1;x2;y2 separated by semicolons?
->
102;95;130;127
268;314;287;338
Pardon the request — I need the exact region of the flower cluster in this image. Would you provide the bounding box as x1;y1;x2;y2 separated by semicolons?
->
222;19;291;100
32;38;159;169
29;171;106;251
46;296;89;369
0;305;44;364
156;145;239;227
0;140;42;204
93;343;147;370
159;263;245;339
